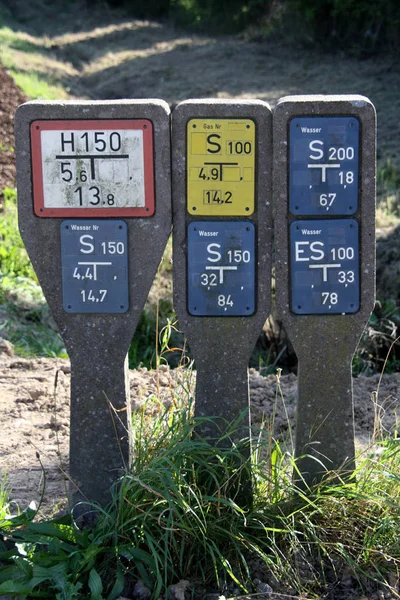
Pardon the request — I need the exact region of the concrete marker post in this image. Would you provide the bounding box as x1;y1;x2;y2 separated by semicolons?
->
274;95;376;484
15;100;171;508
172;99;273;445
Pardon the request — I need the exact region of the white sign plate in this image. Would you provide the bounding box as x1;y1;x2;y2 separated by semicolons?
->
31;120;155;217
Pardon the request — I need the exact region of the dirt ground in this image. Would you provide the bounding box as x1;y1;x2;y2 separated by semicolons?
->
0;346;398;517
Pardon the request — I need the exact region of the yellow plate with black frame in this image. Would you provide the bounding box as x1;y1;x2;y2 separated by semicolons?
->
187;118;255;215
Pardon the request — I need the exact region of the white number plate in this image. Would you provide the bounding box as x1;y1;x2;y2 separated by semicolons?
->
31;120;154;217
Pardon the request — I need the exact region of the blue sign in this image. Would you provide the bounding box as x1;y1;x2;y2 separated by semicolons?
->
290;219;359;315
290;117;359;216
61;220;128;313
188;221;255;316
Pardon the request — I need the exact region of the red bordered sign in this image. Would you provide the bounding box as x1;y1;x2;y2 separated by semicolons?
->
30;119;155;217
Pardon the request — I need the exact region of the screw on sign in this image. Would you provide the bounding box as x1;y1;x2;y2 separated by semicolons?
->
30;119;155;217
187;221;256;317
290;219;360;315
172;99;273;446
15;100;171;510
274;95;376;485
187;118;256;215
61;220;129;314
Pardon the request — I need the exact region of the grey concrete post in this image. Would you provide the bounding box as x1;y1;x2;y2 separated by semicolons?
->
15;100;171;507
274;95;376;484
172;100;273;442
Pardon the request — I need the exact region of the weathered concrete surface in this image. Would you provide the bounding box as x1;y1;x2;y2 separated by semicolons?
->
274;95;376;483
172;99;273;441
15;100;171;508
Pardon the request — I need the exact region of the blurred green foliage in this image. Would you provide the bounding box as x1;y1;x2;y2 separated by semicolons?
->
286;0;400;54
105;0;269;32
103;0;399;51
0;189;67;358
169;0;270;33
0;188;34;280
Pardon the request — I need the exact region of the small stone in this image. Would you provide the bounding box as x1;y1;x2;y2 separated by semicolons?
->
388;572;399;590
27;386;44;401
340;565;353;587
168;580;190;600
0;337;14;356
133;580;151;600
255;581;273;596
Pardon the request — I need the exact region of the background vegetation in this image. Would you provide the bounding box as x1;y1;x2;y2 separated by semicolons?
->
103;0;400;53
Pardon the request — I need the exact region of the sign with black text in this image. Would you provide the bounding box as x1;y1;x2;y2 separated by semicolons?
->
16;99;171;510
187;118;256;216
172;99;272;448
31;120;154;217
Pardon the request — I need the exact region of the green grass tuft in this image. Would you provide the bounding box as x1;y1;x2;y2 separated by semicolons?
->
0;24;70;100
0;188;35;281
0;390;399;599
0;190;67;357
10;70;68;101
377;159;400;216
353;299;400;375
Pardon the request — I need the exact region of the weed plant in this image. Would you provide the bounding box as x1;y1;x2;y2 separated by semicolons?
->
129;304;182;371
0;188;35;282
0;375;399;599
0;23;69;100
377;159;400;216
353;299;400;375
0;189;67;357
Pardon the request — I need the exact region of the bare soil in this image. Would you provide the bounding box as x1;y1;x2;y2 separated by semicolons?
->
0;346;398;600
0;348;398;517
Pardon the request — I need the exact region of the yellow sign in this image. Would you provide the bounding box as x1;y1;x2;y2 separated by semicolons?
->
187;118;256;215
